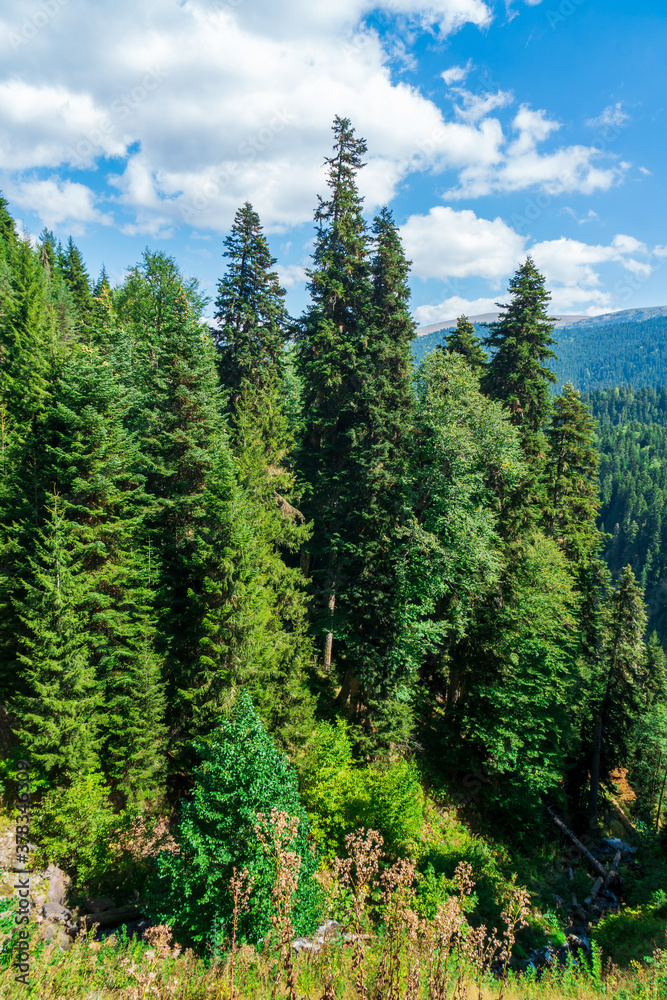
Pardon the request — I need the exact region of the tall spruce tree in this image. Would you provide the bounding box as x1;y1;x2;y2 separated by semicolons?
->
57;236;92;328
544;381;602;565
39;341;167;804
214;205;315;745
214;202;289;406
482;258;557;467
588;565;648;824
298;126;418;743
445;315;488;370
297;116;371;676
13;492;101;785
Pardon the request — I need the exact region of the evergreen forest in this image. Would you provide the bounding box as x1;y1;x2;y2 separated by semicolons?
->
2;117;667;999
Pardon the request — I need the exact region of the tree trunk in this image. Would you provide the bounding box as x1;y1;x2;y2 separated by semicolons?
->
656;762;667;830
323;589;336;673
589;715;603;827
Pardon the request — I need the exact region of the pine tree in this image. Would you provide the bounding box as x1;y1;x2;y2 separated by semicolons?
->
445;315;488;370
482;258;557;466
643;630;667;708
13;492;101;785
57;236;92;327
0;192;17;250
297;116;371;676
0;234;55;700
214;205;316;746
544;381;602;564
214;202;289;406
589;565;648;824
40;341;167;804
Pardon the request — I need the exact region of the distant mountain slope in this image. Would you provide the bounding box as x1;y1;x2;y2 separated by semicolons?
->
412;306;667;391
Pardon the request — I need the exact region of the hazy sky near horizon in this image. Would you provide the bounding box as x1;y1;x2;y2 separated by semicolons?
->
0;0;665;323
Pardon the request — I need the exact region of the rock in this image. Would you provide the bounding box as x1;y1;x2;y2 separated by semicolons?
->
292;937;318;954
85;897;116;914
46;864;70;905
39;923;72;950
602;838;637;855
43;901;71;922
79;905;142;931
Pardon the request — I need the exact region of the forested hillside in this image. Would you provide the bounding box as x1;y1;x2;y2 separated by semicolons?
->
586;386;667;644
415;313;667;393
1;119;666;992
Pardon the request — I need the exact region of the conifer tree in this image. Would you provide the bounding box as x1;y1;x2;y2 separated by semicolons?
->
298;130;418;742
0;193;17;250
482;258;557;467
13;492;101;784
40;341;167;803
57;236;92;327
445;315;488;370
544;381;602;564
213;204;316;745
297;116;371;676
0;234;55;699
588;565;648;824
214;202;289;406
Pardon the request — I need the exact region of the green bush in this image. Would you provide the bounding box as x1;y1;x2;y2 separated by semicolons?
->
150;692;320;951
33;772;129;890
594;892;667;966
302;719;424;857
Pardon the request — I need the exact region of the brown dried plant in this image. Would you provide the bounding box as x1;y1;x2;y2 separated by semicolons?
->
227;866;254;1000
256;808;303;1000
463;923;501;1000
423;896;464;1000
374;857;419;1000
497;883;530;1000
333;829;384;1000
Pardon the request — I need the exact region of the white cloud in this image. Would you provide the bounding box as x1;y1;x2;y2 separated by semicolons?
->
401;205;526;281
415;295;500;325
4;177;112;230
452;88;514;124
275;263;308;288
0;0;633;239
586;102;630;131
441;60;473;85
639;166;652;176
448;104;626;199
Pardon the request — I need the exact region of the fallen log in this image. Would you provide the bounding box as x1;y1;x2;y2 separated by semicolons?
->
79;905;142;931
548;808;608;879
584;876;604;906
604;849;622;888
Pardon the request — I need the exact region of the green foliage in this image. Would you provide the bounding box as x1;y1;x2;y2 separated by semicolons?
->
33;772;122;888
544;381;603;565
152;693;320;951
444;315;488;370
301;719;424;857
482;258;557;510
594;893;667;966
214;201;289;401
458;534;581;815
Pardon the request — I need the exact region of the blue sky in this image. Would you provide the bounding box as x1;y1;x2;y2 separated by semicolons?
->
0;0;664;325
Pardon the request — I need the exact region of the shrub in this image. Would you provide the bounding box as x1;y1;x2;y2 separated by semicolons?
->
302;719;424;857
150;692;320;951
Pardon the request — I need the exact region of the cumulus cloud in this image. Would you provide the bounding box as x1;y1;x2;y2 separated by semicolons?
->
586;102;630;131
4;177;113;230
446;104;627;198
441;59;474;85
401;205;526;282
415;295;500;326
0;0;631;237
